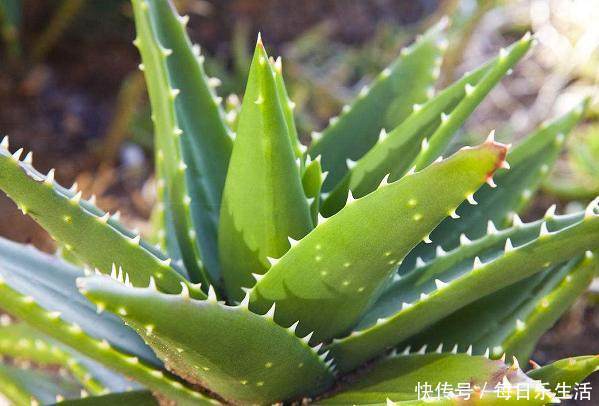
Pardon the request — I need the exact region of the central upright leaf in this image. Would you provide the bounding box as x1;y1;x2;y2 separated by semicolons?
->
250;141;508;342
219;38;313;301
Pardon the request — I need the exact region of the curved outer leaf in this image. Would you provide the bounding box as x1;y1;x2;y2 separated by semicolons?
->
0;324;105;395
527;356;599;391
0;364;81;405
0;277;216;405
250;141;509;343
402;252;596;362
0;142;204;299
401;102;587;270
0;236;159;366
309;19;448;192
329;200;599;372
319;353;553;405
79;275;334;405
219;39;313;301
131;0;207;286
141;0;233;286
320;61;491;216
55;390;159;406
412;33;533;169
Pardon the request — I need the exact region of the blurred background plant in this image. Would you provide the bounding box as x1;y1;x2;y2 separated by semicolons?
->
0;0;597;396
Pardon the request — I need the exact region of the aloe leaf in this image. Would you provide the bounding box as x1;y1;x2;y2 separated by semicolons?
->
0;364;81;405
378;211;584;310
498;252;597;361
0;323;105;394
55;390;159;406
0;322;140;395
0;142;204;299
319;352;554;405
132;0;210;286
527;355;599;391
302;155;325;224
320;62;491;216
0;364;34;406
401;102;587;270
219;38;314;301
250;141;509;343
308;19;448;192
140;0;233;286
402;251;596;362
329;200;599;372
412;33;533;169
0;236;159;366
270;56;303;160
0;276;216;404
79;275;335;405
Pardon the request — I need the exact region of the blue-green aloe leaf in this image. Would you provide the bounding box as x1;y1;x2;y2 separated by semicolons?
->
0;364;81;405
402;251;597;362
321;37;532;216
140;0;233;287
250;141;509;343
309;19;449;192
0;140;204;299
329;200;599;372
0;275;217;404
79;275;335;405
0;236;159;366
319;352;554;405
401;101;587;271
219;38;313;301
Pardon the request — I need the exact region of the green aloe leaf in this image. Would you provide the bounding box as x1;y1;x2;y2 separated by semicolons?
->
219;37;313;301
139;0;233;286
402;251;597;362
0;323;105;395
527;355;599;392
250;141;509;343
131;0;209;286
411;33;533;169
319;352;554;405
54;390;159;406
320;61;489;217
0;276;216;404
321;36;532;216
0;141;204;299
401;101;587;270
0;364;81;405
329;200;599;372
309;19;448;192
79;274;334;405
270;56;303;160
302;155;326;225
498;252;597;362
0;236;159;366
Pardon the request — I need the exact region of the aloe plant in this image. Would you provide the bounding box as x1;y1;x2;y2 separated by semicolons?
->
0;1;597;404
